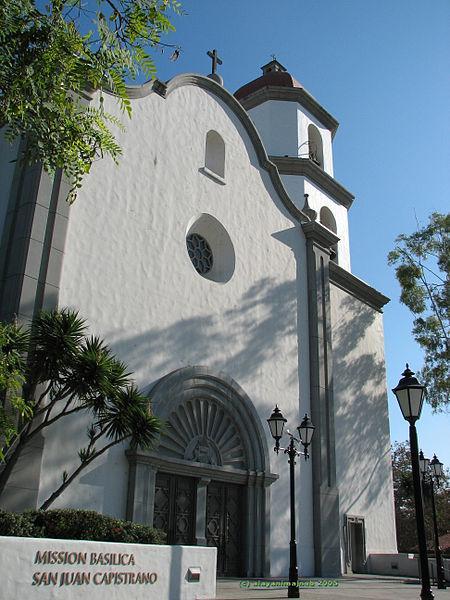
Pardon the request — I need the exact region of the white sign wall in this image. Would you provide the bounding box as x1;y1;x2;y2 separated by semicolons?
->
1;536;217;600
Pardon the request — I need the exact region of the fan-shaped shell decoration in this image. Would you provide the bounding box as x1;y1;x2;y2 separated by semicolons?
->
158;397;246;469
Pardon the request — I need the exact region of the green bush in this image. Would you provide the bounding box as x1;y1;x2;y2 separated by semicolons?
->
0;509;166;545
0;510;40;537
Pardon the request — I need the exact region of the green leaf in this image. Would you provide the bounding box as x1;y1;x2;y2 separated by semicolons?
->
0;0;182;202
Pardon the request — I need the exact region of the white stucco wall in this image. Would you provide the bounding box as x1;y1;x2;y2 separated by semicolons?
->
279;175;351;271
247;100;334;177
247;101;300;158
36;82;315;575
16;76;396;579
367;553;450;580
330;283;398;569
1;537;216;600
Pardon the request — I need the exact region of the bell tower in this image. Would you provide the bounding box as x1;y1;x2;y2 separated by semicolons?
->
235;61;355;271
235;62;364;578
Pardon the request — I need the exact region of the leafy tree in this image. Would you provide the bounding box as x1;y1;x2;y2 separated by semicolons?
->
392;441;417;552
0;322;33;459
0;309;162;509
392;441;450;553
0;0;181;203
388;212;449;411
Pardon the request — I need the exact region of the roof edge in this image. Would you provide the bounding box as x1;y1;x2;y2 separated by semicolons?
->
237;86;339;138
329;262;390;313
112;74;311;225
271;156;354;209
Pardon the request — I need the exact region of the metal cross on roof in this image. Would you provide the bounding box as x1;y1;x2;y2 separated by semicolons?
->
207;49;223;75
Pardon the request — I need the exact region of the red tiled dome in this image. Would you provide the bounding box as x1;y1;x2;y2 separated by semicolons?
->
234;61;303;101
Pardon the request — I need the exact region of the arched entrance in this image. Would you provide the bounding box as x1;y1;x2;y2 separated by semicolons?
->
126;366;277;577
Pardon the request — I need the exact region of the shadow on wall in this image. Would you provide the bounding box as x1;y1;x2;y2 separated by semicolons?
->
2;275;306;518
106;276;300;392
24;276;301;513
26;277;391;554
104;276;304;542
332;294;391;515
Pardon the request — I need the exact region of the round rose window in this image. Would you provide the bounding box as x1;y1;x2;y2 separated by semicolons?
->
186;233;213;275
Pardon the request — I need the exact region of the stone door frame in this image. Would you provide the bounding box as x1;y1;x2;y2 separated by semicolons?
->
343;514;366;574
126;366;278;577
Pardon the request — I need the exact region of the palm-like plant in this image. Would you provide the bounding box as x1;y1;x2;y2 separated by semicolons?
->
29;309;86;383
0;309;162;508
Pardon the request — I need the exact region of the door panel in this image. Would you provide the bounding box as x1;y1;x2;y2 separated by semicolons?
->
206;481;243;577
153;473;196;545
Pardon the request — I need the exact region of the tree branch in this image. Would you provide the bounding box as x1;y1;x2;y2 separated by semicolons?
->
39;434;128;509
417;263;449;343
27;404;85;441
34;382;54;411
397;247;448;341
33;384;70;418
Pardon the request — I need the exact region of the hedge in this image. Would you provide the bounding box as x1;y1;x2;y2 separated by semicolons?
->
0;509;166;545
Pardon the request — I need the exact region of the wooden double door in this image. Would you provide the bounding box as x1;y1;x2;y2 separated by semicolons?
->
153;473;196;545
205;481;243;577
153;473;243;577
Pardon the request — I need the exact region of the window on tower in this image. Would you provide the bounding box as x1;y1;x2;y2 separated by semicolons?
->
320;206;338;262
204;130;225;180
308;124;324;169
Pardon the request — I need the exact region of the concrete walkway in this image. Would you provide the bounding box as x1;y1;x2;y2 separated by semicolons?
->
215;575;449;600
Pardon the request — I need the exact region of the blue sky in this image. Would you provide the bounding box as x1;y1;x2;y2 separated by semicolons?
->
149;0;450;467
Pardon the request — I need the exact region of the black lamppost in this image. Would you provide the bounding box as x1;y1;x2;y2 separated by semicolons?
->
267;405;315;599
392;364;434;600
419;451;447;589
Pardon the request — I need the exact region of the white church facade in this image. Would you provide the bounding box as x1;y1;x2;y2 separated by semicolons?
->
0;60;397;578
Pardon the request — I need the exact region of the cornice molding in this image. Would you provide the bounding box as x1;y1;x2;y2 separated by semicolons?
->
329;262;390;313
271;156;354;209
126;450;279;486
236;86;339;138
123;80;155;98
302;220;340;250
111;74;312;225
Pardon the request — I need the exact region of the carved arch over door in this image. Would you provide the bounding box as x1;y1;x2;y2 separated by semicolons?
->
126;366;277;577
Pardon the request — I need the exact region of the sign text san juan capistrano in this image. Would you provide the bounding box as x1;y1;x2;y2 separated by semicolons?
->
32;549;158;587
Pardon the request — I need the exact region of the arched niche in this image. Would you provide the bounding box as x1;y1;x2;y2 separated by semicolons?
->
320;206;337;233
126;366;277;577
308;124;324;169
205;130;225;179
320;206;338;262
